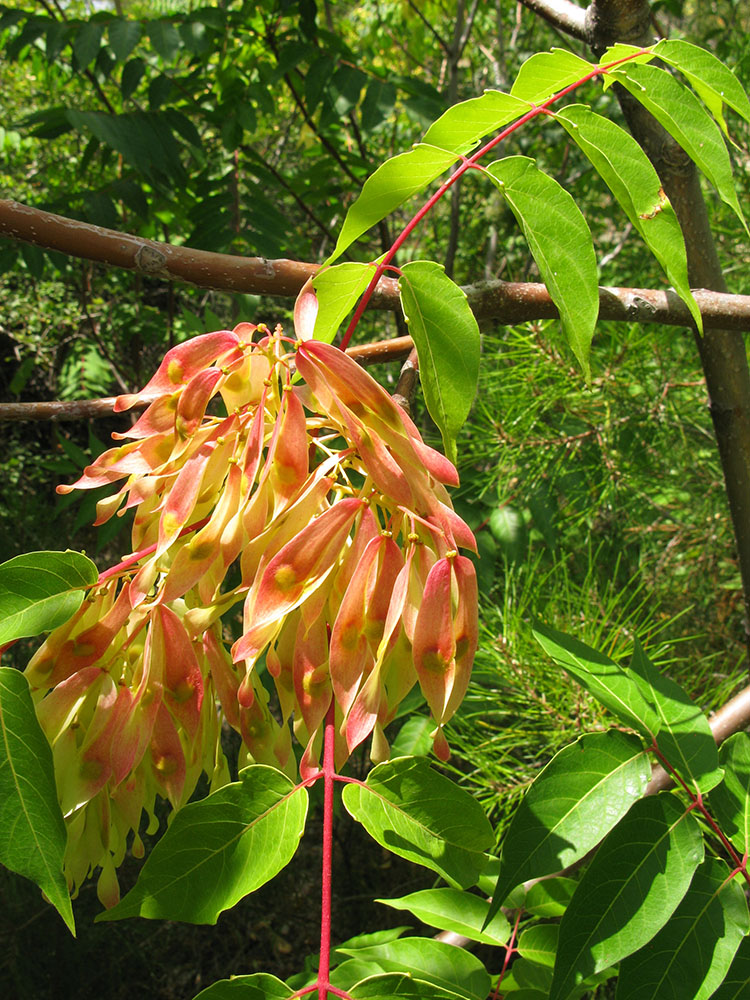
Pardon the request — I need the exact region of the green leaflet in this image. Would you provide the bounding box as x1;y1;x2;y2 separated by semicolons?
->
626;639;722;794
0;549;98;645
532;622;661;739
555;104;702;332
349;973;466;1000
710;936;750;1000
654;38;750;139
98;765;308;924
489;730;651;919
511;49;595;105
341;756;493;889
609;61;748;233
616;859;749;1000
550;794;704;1000
397;261;480;464
311;261;376;343
486;157;598;379
377;887;510;946
107;18;143;64
422;90;531;155
710;732;750;854
337;937;490;1000
191;974;293;1000
0;667;74;935
327;144;459;263
519;923;559;968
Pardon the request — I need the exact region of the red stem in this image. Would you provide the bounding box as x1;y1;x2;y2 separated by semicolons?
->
339;47;650;351
317;697;338;1000
649;741;750;887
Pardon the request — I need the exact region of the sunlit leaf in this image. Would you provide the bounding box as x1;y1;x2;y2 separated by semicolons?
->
311;262;375;343
377;887;510;946
511;49;595;105
616;859;748;1000
654;38;750;138
341;756;493;889
489;730;651;919
0;550;97;645
0;667;74;935
550;794;703;1000
626;639;722;793
337;937;491;1000
422;90;531;155
350;973;465;1000
709;935;750;1000
327;145;459;263
486;157;598;378
98;765;308;924
610;62;748;232
556;104;702;331
398;261;480;464
191;973;293;1000
710;732;750;854
533;622;660;738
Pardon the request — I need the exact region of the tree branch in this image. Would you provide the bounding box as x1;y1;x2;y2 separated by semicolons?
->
518;0;588;41
3;200;750;333
582;0;750;661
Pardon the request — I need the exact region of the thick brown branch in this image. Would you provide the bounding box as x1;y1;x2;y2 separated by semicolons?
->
3;200;750;332
584;0;750;659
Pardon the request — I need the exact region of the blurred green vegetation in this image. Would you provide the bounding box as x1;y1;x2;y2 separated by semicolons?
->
1;0;749;993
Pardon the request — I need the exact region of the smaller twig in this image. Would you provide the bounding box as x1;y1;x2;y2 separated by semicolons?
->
392;348;420;414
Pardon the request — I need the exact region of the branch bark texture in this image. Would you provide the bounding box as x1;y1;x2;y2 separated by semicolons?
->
3;200;750;332
548;0;750;655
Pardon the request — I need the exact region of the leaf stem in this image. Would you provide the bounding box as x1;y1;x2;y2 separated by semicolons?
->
339;46;651;351
649;740;750;887
317;697;337;1000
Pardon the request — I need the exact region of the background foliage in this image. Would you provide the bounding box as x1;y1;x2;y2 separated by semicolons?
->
1;0;750;997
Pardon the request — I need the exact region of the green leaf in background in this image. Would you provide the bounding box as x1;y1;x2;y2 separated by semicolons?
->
389;714;433;757
486;157;598;378
709;732;750;853
550;793;704;1000
709;935;750;1000
654;39;750;139
337;937;490;1000
311;262;375;343
327;145;459;263
0;667;74;935
533;622;660;739
610;62;748;233
377;887;510;946
398;261;480;464
148;18;180;62
72;20;103;70
341;756;493;889
523;877;578;917
350;973;465;1000
626;639;722;793
616;858;748;1000
108;18;142;63
191;973;293;1000
555;105;702;332
98;765;308;924
511;49;595;105
422;90;531;155
489;730;651;917
519;922;559;967
0;550;98;645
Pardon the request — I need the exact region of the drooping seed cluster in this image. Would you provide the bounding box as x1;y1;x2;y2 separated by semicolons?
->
26;323;478;906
